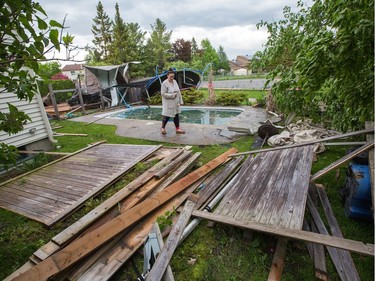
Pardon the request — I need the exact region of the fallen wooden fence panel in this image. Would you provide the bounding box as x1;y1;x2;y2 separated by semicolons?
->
11;148;236;281
0;144;161;226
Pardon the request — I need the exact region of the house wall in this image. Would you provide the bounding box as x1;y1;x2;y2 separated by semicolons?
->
62;69;84;81
0;91;54;150
234;68;249;76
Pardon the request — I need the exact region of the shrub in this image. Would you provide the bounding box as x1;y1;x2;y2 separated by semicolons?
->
181;88;204;105
148;92;162;105
216;91;247;106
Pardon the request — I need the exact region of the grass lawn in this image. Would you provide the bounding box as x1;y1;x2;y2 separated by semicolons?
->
0;120;373;280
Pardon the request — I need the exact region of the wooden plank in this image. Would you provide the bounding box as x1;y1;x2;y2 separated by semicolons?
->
52;149;184;246
17;151;71;155
311;142;374;182
60;153;199;280
145;195;199;281
154;151;192;179
75;179;203;281
12;148;236;281
311;220;330;281
302;219;330;281
230;128;375;157
151;222;175;281
191;210;374;256
267;238;288;281
307;196;349;281
53;133;88;137
316;184;360;281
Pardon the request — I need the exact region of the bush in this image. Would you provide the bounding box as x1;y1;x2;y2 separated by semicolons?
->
216;91;247;106
181;88;204;105
147;88;205;105
148;92;162;105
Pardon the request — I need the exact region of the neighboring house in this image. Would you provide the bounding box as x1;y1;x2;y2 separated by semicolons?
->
61;64;84;81
228;55;252;76
0;91;56;151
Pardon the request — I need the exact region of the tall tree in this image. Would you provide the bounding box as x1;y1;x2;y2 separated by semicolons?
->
172;38;191;62
191;37;198;56
107;2;128;64
257;0;374;131
216;45;230;71
144;18;172;75
91;1;112;62
200;38;220;70
126;22;146;77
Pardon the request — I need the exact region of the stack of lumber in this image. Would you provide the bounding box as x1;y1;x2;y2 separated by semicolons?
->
6;147;239;281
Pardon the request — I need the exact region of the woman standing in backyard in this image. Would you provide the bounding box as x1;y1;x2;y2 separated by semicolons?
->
160;68;185;134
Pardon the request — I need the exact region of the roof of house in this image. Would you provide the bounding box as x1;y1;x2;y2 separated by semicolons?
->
61;64;84;72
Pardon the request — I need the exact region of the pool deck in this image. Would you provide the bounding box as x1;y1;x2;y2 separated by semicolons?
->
69;106;280;145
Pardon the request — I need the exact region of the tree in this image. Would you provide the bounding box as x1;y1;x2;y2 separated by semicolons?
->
191;37;198;57
107;3;128;64
38;61;61;80
171;39;191;62
125;22;146;77
257;0;374;131
144;18;172;75
216;45;230;71
0;0;63;167
91;1;112;62
200;38;220;70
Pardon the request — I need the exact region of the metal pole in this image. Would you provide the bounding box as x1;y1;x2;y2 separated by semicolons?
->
48;83;60;120
76;77;86;115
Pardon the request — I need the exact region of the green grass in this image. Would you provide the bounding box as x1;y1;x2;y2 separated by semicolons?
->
0;120;373;280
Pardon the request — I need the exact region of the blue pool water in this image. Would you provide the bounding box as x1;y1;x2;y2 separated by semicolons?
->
109;106;242;125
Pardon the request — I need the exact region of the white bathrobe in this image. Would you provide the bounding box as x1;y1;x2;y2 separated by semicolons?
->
160;79;184;117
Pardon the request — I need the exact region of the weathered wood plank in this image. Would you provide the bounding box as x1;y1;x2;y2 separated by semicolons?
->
192;210;374;256
75;180;203;281
151;222;175;281
267;238;288;281
311;142;374;182
316;185;360;281
52;149;184;246
12;148;236;281
145;195;198;281
307;196;349;281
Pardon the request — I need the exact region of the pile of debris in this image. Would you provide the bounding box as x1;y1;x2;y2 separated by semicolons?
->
3;125;374;281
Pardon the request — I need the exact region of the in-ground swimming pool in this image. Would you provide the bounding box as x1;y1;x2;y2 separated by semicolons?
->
105;106;243;125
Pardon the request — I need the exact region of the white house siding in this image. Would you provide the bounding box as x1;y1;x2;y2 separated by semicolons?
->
0;92;51;148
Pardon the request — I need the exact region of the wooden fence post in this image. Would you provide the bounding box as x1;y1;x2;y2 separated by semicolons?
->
48;83;60;120
76;78;86;115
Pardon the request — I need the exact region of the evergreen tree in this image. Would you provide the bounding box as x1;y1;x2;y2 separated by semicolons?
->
217;45;230;71
126;22;146;77
144;18;172;75
191;37;198;56
107;3;128;64
91;1;112;61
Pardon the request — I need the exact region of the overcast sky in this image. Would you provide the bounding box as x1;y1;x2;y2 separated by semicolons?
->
37;0;310;64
